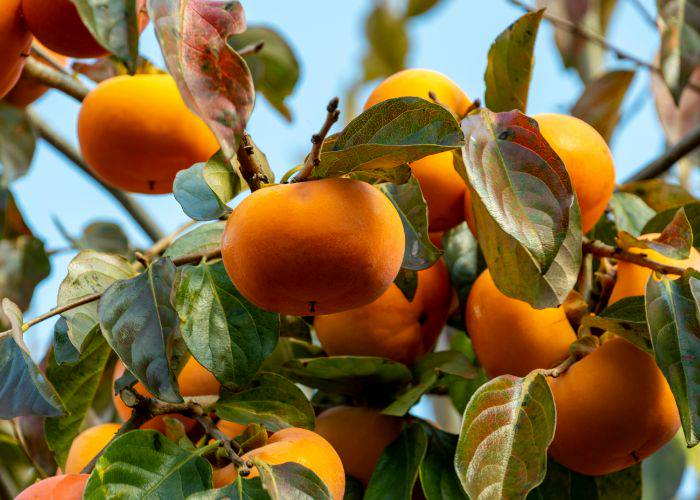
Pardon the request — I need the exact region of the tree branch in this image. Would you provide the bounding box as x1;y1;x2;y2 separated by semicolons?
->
236;133;266;192
142;220;197;261
292;97;340;183
27;110;165;243
195;414;250;473
624;123;700;181
582;238;689;275
23;56;89;102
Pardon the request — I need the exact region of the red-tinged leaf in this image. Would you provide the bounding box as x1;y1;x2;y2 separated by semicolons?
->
618;207;694;260
657;0;700;103
149;0;254;159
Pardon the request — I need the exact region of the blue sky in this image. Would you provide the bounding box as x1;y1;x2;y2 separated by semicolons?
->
18;0;663;352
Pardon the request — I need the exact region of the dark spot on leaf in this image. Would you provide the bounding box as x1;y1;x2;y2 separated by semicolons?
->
153;433;162;451
498;130;510;140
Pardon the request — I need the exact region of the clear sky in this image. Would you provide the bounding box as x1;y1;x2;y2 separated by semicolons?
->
19;0;663;351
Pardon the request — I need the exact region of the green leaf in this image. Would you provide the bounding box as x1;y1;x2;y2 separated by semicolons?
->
657;0;700;102
229;26;300;121
645;271;700;446
644;201;700;249
642;433;686;500
618;206;693;259
313;97;463;179
45;326;111;468
175;261;279;388
419;426;468;500
281;356;412;397
76;221;130;255
0;235;50;311
393;268;418;302
619;179;695;212
165;221;226;259
99;258;182;403
461;108;582;308
365;424;427;500
484;9;543;113
442;222;484;308
455;372;555;499
447;332;489;414
363;4;408;81
379;176;442;270
84;430;214;498
260;338;324;372
608;192;657;237
72;0;141;73
343;476;364;500
0;299;65;418
53;317;80;364
571;70;635;142
580;296;651;353
58;251;136;350
174;153;239;221
149;0;253;159
0;103;36;185
215;372;314;431
405;0;442;17
255;461;332;500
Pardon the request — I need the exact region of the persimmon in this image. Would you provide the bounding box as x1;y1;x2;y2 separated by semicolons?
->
0;0;32;99
5;43;67;107
216;419;247;439
21;0;148;59
464;114;615;235
78;74;219;194
466;269;576;377
16;474;89;500
213;427;345;499
314;259;451;364
365;69;471;232
548;336;680;475
112;357;220;432
64;423;120;474
609;233;700;304
315;406;403;486
221;178;405;316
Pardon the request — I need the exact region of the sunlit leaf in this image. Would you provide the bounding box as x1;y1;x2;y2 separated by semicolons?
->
608;192;656;236
484;9;543;113
58;251;136;350
149;0;254;158
455;372;555;498
571;70;635;141
657;0;700;102
313;97;463;179
175;261;279;388
580;296;651;352
618;206;693;259
0;103;36;186
45;326;111;468
99;258;182;402
620;179;695;212
644;201;700;248
215;372;314;431
83;430;215;497
165;221;226;259
0;300;65;418
645;270;700;446
379;176;442;270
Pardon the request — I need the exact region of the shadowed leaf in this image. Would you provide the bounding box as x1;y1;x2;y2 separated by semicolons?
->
394;268;418;301
0;235;50;313
620;179;695;212
644;201;700;248
363;4;408;81
608;192;656;236
657;0;700;102
618;206;693;259
580;296;651;352
165;221;225;259
0;104;36;185
419;425;468;499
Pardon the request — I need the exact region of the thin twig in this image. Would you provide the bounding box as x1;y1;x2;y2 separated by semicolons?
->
237;41;265;57
292;97;340;183
20;247;223;331
582;238;689;275
624;123;700;181
195;414;250;473
236;133;266;192
539;355;576;378
30;43;72;76
23;57;89;102
27;110;164;243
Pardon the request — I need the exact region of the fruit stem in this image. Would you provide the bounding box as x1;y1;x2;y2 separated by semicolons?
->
291;97;341;183
237;41;266;57
540;355;576;378
23;56;89;102
582;238;689;275
195;414;250;474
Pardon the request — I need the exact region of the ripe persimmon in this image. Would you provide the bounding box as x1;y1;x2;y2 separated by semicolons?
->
5;43;67;107
213;427;345;499
314;259;452;364
221;178;405;315
16;474;89;500
609;233;700;304
466;269;576;377
314;406;403;486
0;0;32;99
548;336;680;475
64;423;121;474
78;75;219;194
365;69;471;232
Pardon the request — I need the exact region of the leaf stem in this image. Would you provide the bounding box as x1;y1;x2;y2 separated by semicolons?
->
27;110;165;243
23;56;89;102
236;133;266;191
292;97;340;182
195;414;250;474
582;238;689;275
141;220;198;261
539;355;576;378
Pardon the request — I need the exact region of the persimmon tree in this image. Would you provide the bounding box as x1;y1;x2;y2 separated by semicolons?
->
1;0;699;499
